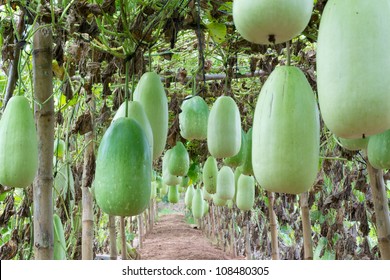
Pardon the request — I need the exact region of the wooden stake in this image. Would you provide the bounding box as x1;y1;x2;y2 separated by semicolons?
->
138;214;144;249
300;192;313;260
108;215;117;260
120;216;127;260
246;211;252;260
267;192;280;260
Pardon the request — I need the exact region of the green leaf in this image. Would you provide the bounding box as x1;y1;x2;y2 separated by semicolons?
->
207;22;227;44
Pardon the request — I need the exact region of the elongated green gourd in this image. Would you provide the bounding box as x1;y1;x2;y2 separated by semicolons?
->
162;149;182;186
236;175;255;211
216;166;235;200
192;188;204;219
0;96;38;188
207;96;241;158
168;141;189;176
112;101;153;158
224;129;247;168
203;156;218;194
213;194;226;207
185;185;195;209
168;185;179;204
94;118;151;216
317;0;390;138
233;0;313;45
338;137;369;151
53;214;67;260
241;128;253;176
133;72;168;160
367;129;390;169
179;96;209;140
252;66;320;194
203;186;213;201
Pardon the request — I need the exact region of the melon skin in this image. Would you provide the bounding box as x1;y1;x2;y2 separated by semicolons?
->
0;96;38;188
168;141;190;177
367;129;390;169
191;188;204;219
94;118;151;216
168;185;179;204
317;0;390;138
252;66;320;195
338;137;369;151
133;72;168;160
179;96;209;140
207;96;241;158
233;0;313;45
203;156;218;194
216;166;235;200
162;149;182;186
236;175;255;211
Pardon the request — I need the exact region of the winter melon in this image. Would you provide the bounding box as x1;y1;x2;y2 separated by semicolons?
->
191;188;204;219
168;141;189;176
338;137;369;151
0;96;38;188
252;66;320;194
54;139;66;159
367;129;390;169
168;185;179;204
241;128;253;176
236;175;255;211
179;96;209;140
94;118;151;216
203;156;218;194
162;149;182;186
213;194;227;207
133;72;168;160
317;0;390;138
207;96;241;158
203;186;213;201
216;166;235;200
233;0;313;45
53;214;66;260
223;129;247;168
184;185;195;209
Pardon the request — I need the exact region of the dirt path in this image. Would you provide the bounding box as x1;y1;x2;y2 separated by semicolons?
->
139;213;239;260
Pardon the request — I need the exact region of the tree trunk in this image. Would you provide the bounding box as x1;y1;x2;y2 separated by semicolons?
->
32;24;54;260
366;160;390;260
108;215;117;260
267;192;280;260
300;192;313;260
120;216;127;260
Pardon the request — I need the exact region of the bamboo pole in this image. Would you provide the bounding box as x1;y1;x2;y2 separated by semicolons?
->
267;192;280;260
246;211;252;260
32;24;54;260
138;214;144;249
108;215;117;260
120;216;127;260
300;192;313;260
366;159;390;259
231;209;236;257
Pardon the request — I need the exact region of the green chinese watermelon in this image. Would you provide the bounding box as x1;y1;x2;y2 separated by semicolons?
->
203;156;218;194
191;188;204;219
367;129;390;169
168;185;179;204
179;96;209;140
216;166;235;200
236;175;255;211
168;141;189;176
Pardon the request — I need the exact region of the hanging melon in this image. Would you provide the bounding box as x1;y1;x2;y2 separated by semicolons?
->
54;138;66;159
168;185;179;204
133;72;168;160
233;0;313;45
223;129;247;168
207;96;241;158
338;137;369;151
179;96;209;140
192;188;204;219
53;214;66;260
203;186;213;201
168;141;190;176
241;128;253;176
216;166;235;200
213;194;227;207
236;175;255;211
0;96;38;188
367;129;390;169
162;149;182;186
184;185;195;209
94;118;151;216
252;66;320;194
317;0;390;138
112;101;153;158
203;156;218;194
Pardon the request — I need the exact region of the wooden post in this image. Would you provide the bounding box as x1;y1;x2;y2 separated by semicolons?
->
120;216;127;260
138;214;144;249
108;215;117;260
267;192;280;260
231;209;236;257
246;211;252;260
300;192;313;260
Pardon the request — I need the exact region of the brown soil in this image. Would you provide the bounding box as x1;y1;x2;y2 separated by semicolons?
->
139;213;240;260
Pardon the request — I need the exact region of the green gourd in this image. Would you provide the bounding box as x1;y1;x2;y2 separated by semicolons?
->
207;96;241;158
133;72;168;160
216;166;235;200
234;166;243;203
179;96;209;140
223;129;247;168
168;141;190;176
367;129;390;169
252;66;320;194
191;188;204;219
233;0;313;45
53;214;67;260
94;118;151;216
162;149;182;186
202;186;213;201
184;185;195;209
241;128;253;176
213;194;227;207
54;138;66;159
317;0;390;138
236;175;255;211
338;137;369;151
0;96;38;188
202;200;209;216
203;156;218;194
168;185;179;204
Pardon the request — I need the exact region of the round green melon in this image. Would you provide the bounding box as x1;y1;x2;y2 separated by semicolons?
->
216;166;235;200
233;0;313;45
112;101;153;158
179;96;209;140
0;96;38;188
207;96;241;158
191;188;204;219
94;118;151;216
213;194;227;207
184;184;195;209
367;129;390;169
241;128;253;176
133;72;168;160
168;185;179;204
162;149;182;186
223;129;247;168
54;138;66;159
338;136;369;151
168;141;189;176
252;66;320;194
203;156;218;194
236;175;255;211
317;0;390;138
53;214;67;260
